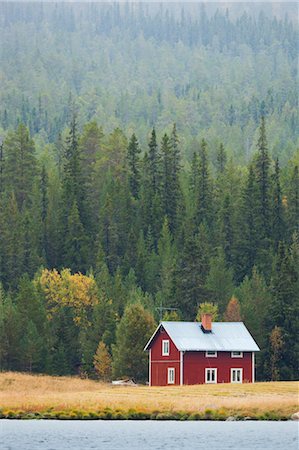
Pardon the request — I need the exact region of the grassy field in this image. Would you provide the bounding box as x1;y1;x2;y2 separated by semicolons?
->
0;372;298;420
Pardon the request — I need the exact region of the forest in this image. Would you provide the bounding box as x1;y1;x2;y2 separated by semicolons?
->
0;3;298;382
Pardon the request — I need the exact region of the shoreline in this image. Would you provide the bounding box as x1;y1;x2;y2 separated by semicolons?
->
0;409;294;421
1;372;298;422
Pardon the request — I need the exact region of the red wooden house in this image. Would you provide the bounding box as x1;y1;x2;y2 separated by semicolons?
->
144;314;260;386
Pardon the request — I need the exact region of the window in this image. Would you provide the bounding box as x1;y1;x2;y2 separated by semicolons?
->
205;368;217;384
205;351;217;358
162;340;169;356
231;351;243;358
231;368;243;383
168;368;175;384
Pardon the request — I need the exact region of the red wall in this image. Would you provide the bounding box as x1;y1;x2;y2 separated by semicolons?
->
150;327;181;386
183;351;252;385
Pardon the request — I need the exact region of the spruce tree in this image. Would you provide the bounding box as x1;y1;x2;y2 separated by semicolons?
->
148;127;160;195
62;112;84;218
234;165;259;281
271;158;284;250
220;194;234;265
216;143;227;174
127;133;141;199
176;223;210;319
112;302;155;381
64;200;87;273
267;242;299;379
287;165;299;235
205;249;235;314
193;138;213;227
255;116;271;242
3;124;36;208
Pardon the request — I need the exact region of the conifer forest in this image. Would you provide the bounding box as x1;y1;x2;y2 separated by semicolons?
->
0;2;298;382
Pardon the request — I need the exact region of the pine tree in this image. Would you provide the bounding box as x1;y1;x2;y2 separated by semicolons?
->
269;326;284;381
45;171;63;268
267;242;299;379
112;303;155;381
22;320;43;372
64;200;87;272
176;223;210;319
148;127;160;195
205;249;234;314
234;165;259;281
0;285;8;370
271;158;284;250
255;116;271;242
220;194;234;265
216;143;227;174
194;139;213;227
100;194;119;274
62;112;84;218
127;133;141;199
3;124;36;208
157;217;177;307
287;165;299;235
0;193;24;288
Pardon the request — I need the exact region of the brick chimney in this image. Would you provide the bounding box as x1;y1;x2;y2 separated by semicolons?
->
201;313;212;333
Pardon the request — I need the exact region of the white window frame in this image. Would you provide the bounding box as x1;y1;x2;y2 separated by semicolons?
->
167;367;175;384
162;340;170;356
205;351;217;358
231;351;243;358
231;368;243;383
205;368;217;384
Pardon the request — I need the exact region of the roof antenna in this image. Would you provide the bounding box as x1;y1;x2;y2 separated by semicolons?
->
155;297;178;322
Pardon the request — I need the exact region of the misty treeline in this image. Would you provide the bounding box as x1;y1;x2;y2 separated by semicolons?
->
0;2;298;166
0;115;298;381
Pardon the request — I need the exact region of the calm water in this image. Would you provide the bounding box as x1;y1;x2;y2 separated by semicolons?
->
1;420;298;450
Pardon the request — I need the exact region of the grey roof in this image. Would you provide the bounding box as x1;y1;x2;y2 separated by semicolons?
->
144;321;260;352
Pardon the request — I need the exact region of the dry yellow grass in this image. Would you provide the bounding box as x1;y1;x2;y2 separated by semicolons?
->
0;372;298;417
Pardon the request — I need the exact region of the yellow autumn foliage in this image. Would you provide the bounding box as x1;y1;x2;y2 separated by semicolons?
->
38;268;99;326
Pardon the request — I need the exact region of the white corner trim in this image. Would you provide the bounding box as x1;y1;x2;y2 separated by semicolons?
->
252;352;255;383
180;351;184;386
149;348;151;387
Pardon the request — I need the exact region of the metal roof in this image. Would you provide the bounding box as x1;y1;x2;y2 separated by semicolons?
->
144;321;260;352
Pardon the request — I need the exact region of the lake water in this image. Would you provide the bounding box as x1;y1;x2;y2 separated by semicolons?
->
1;420;298;450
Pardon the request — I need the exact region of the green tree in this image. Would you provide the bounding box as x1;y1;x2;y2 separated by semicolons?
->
287;165;299;235
267;242;299;379
112;303;155;381
3;124;36;208
127;133;141;199
176;223;210;319
216;143;227;174
196;302;218;322
271;158;284;250
205;249;235;314
64;200;87;272
254;116;271;245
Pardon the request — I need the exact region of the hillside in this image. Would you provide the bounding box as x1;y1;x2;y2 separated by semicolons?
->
0;2;298;384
